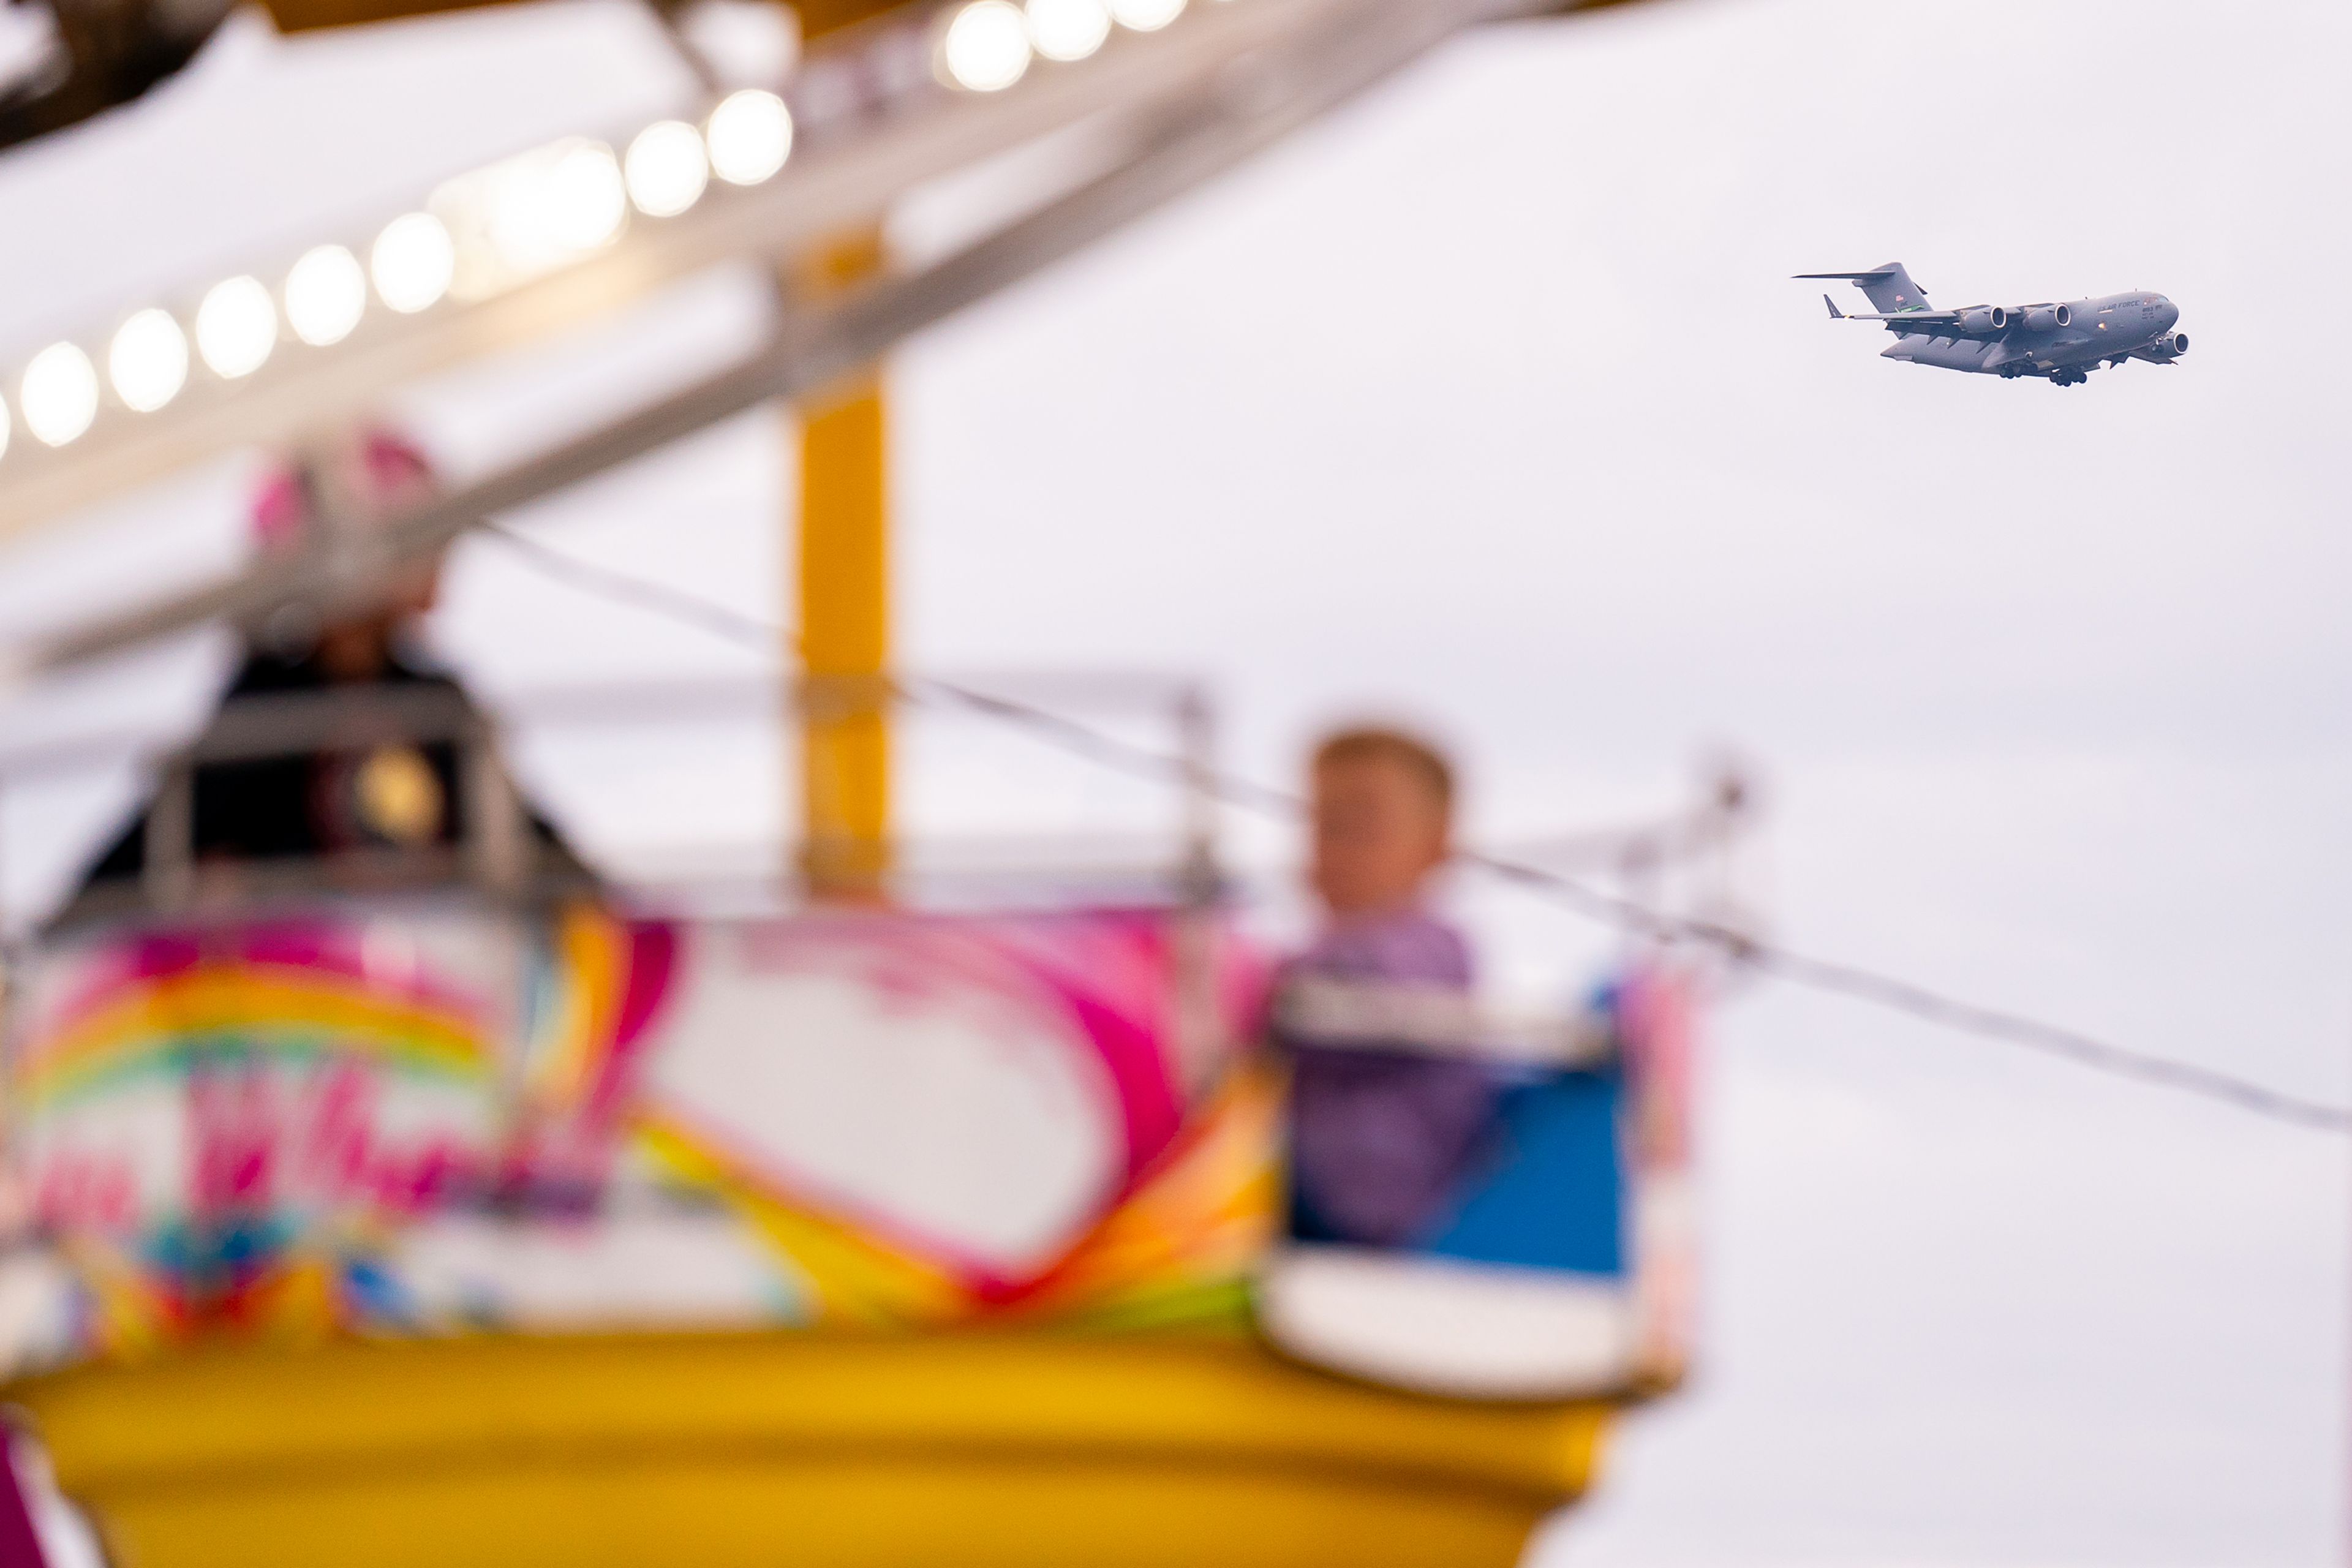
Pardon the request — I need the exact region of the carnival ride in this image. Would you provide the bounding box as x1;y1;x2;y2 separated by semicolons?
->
0;0;1730;1561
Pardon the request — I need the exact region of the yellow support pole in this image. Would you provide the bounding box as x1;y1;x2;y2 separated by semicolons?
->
794;233;891;900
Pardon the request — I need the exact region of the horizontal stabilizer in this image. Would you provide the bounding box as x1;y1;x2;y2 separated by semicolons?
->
1795;262;1928;314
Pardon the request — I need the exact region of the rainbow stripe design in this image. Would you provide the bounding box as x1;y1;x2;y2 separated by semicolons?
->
16;925;496;1113
5;904;674;1354
519;904;677;1124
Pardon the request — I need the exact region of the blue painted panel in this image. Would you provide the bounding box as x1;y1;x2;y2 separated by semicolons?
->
1283;1050;1629;1278
1418;1072;1625;1276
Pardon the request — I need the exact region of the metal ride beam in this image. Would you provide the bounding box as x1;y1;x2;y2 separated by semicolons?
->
0;0;1425;549
5;0;1545;685
258;0;899;37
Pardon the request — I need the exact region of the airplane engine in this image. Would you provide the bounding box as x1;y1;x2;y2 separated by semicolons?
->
1956;306;2010;333
2021;304;2072;331
2147;331;2188;358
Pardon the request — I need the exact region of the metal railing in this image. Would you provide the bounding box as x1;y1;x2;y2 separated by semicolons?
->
0;668;1227;933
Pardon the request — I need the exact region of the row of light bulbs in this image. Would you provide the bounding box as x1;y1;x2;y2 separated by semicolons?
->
939;0;1193;93
0;90;794;463
0;0;1209;467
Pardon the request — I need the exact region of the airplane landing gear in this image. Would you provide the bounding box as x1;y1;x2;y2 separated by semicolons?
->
2049;368;2089;386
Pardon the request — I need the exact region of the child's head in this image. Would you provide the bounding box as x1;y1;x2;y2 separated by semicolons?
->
250;428;443;676
1308;726;1455;919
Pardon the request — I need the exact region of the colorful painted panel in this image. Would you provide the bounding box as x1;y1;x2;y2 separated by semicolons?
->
627;911;1277;1328
0;901;1275;1371
4;911;525;1352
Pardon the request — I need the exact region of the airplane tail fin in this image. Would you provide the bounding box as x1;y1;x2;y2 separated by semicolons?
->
1793;262;1929;314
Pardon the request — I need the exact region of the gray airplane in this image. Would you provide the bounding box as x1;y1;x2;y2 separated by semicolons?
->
1797;263;2187;386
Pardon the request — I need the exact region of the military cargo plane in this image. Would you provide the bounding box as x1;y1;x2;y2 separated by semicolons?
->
1798;263;2186;386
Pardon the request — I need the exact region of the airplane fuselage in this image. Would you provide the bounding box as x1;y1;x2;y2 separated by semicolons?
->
1882;291;2182;377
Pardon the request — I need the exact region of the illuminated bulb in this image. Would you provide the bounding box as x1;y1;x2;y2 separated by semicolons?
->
1107;0;1182;30
284;245;367;347
371;213;455;313
20;343;99;447
543;142;628;251
108;308;189;413
196;276;276;378
940;0;1031;90
1025;0;1109;61
705;91;791;186
625;120;709;216
0;397;10;461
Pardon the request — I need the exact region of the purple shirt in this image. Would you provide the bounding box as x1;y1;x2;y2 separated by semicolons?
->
1287;908;1474;990
1278;908;1500;1249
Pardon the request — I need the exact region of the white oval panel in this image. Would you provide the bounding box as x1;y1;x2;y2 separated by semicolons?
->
641;925;1122;1276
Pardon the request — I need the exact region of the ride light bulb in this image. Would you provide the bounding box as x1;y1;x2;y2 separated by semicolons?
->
372;213;456;314
20;343;99;447
706;91;793;186
1107;0;1183;30
941;1;1031;91
108;308;189;413
195;276;276;378
284;245;367;347
543;143;628;252
627;120;710;216
1025;0;1109;61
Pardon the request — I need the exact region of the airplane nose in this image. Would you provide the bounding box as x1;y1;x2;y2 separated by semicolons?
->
2159;298;2180;328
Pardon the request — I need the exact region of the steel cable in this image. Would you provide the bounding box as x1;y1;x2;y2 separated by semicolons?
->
473;519;2352;1135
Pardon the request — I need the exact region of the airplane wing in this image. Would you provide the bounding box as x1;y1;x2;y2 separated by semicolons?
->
1837;310;1966;327
1835;308;2019;338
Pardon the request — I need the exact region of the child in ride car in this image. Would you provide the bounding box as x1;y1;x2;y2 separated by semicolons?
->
1277;727;1498;1249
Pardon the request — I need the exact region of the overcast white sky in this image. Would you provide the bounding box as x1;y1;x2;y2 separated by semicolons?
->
2;0;2349;1562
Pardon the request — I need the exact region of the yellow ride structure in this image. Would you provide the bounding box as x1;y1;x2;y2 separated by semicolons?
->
17;1333;1611;1566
